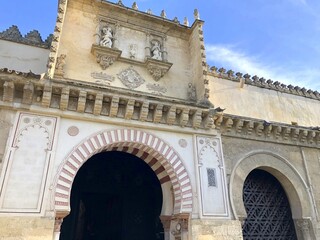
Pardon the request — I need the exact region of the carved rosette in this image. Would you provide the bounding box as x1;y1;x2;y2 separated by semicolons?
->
117;67;145;89
145;58;172;81
91;44;122;70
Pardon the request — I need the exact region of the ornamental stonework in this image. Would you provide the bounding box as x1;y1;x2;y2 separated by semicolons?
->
117;67;145;89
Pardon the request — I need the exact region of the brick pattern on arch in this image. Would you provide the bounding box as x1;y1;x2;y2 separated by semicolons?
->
54;129;193;214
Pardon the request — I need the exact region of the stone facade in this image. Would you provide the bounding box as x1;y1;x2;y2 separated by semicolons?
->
0;0;319;239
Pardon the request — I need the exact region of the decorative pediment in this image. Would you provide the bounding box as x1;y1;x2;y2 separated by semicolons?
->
91;44;122;70
145;58;172;81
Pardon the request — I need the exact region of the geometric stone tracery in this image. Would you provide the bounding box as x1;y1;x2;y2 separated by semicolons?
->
242;169;298;240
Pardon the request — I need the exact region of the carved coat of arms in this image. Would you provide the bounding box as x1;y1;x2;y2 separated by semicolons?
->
117;67;145;89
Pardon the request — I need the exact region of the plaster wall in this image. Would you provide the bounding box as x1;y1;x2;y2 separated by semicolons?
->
191;219;243;240
0;217;54;240
208;76;320;127
0;39;49;74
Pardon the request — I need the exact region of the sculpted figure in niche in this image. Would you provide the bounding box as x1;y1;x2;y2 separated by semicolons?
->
100;26;113;48
188;83;197;101
151;40;162;60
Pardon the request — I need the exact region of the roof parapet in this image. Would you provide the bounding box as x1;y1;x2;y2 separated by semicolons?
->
208;65;320;101
0;25;52;49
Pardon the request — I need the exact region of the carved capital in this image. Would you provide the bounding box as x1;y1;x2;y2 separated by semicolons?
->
160;215;172;231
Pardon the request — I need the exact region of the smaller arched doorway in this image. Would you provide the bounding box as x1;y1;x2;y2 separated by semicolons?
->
242;169;298;239
59;151;164;240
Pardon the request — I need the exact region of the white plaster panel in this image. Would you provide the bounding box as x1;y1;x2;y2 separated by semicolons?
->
0;113;57;212
0;39;49;74
196;136;229;218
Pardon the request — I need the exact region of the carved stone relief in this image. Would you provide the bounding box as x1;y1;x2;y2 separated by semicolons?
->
55;54;66;77
129;44;137;59
146;83;167;95
145;58;172;81
187;83;197;102
117;67;145;89
91;72;115;85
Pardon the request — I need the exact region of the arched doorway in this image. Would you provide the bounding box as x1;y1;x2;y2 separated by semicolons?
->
59;151;164;240
242;169;298;239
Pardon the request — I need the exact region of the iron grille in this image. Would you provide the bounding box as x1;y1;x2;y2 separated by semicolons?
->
242;169;298;240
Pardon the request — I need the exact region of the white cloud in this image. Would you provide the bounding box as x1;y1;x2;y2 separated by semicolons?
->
206;44;320;91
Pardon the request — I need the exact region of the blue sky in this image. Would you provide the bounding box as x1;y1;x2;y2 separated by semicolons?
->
1;0;319;90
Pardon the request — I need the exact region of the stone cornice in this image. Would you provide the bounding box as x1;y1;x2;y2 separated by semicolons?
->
0;75;215;130
215;113;320;148
208;66;320;101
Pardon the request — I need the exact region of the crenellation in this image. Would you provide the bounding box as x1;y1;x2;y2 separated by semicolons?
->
209;65;320;101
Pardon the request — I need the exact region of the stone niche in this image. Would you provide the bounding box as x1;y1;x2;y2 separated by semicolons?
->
91;21;173;81
0;113;58;213
196;135;229;218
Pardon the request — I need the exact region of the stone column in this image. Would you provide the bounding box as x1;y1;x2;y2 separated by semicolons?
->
145;33;151;59
297;219;312;240
160;215;172;240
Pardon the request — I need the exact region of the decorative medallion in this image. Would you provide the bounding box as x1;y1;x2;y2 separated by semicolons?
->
67;126;79;136
178;139;188;148
117;67;145;89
